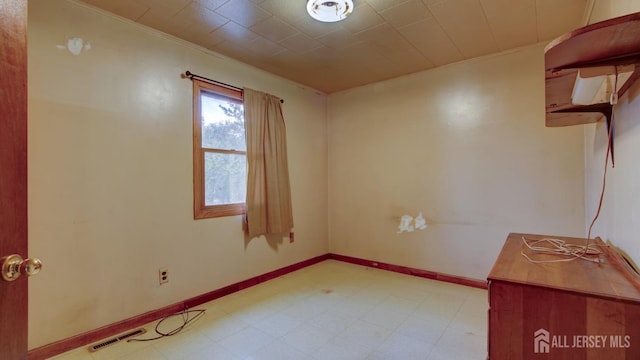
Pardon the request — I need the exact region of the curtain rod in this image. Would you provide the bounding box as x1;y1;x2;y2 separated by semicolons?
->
184;70;284;103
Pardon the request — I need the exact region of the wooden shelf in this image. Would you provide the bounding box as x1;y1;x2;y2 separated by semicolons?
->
544;12;640;127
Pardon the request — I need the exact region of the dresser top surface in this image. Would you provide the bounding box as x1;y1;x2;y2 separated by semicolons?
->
488;233;640;302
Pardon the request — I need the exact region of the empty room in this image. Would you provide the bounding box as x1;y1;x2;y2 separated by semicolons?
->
2;0;640;359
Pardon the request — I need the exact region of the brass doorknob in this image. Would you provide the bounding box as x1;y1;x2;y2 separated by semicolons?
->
1;254;42;281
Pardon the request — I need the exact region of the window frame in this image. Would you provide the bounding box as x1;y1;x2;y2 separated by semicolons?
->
192;79;246;219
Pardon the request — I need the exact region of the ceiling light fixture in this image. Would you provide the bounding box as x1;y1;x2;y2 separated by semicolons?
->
306;0;353;23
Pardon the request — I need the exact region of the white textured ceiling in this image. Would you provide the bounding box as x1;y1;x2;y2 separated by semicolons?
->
79;0;590;93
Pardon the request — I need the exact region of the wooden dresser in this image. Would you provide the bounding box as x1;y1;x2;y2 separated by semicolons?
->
487;233;640;359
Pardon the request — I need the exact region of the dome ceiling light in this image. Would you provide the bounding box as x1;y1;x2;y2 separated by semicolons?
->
306;0;354;23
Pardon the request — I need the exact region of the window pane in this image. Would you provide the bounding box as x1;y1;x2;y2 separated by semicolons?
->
200;92;246;151
204;152;246;206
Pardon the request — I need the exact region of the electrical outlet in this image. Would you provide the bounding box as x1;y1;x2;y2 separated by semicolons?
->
159;268;169;285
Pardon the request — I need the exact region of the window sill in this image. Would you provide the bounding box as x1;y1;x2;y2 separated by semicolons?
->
194;203;245;219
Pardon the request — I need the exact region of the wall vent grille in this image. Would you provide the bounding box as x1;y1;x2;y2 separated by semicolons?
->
88;328;146;352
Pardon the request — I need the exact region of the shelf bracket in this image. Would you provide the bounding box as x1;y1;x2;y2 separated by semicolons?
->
549;103;615;166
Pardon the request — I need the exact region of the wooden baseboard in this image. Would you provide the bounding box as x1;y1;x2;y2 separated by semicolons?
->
328;253;488;290
27;254;330;360
28;252;485;359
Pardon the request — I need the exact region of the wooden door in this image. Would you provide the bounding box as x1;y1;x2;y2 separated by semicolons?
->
0;0;29;359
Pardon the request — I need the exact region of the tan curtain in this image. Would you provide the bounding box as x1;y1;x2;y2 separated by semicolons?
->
243;88;293;238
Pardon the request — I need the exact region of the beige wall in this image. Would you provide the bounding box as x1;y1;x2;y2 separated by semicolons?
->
584;1;640;268
27;0;328;349
327;44;586;280
587;0;640;23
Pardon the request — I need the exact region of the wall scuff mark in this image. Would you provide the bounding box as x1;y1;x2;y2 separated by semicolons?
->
56;37;90;56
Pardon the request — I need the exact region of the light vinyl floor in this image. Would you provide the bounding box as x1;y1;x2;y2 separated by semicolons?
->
51;260;488;360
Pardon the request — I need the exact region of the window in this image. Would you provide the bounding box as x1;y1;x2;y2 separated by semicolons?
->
193;80;246;219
